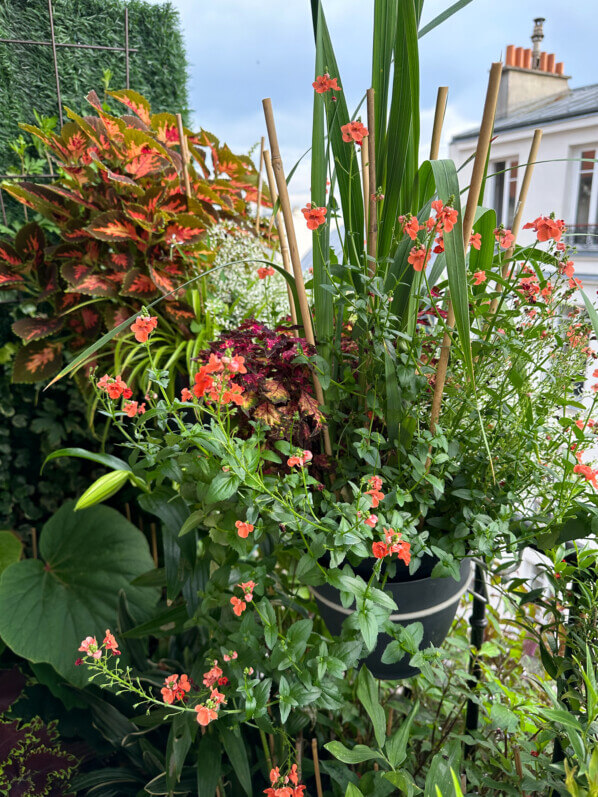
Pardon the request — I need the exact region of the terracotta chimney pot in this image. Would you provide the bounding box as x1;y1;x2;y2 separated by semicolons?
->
546;53;555;72
539;51;547;71
523;48;532;69
506;44;515;66
514;46;523;67
555;61;564;75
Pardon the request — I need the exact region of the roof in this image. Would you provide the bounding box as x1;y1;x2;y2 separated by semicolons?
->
452;82;598;142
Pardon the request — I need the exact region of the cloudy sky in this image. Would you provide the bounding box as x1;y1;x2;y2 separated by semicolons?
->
152;0;596;204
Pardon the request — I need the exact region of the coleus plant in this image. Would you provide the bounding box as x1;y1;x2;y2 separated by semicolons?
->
0;89;267;383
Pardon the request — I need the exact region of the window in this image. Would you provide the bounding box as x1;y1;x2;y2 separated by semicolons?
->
489;158;518;227
573;148;598;247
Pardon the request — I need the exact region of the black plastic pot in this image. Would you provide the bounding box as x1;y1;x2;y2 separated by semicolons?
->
312;558;472;679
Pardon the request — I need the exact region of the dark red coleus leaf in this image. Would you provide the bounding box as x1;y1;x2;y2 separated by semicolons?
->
121;269;159;300
0;267;25;289
12;317;63;343
162;300;196;324
0;242;22;267
12;341;63;383
62;264;118;298
15;222;45;264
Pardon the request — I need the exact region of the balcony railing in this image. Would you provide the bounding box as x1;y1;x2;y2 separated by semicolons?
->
565;225;598;251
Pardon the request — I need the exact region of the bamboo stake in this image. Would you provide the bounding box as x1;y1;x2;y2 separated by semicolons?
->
311;738;323;797
262;98;332;457
489;128;543;315
255;135;265;232
296;732;303;780
150;523;158;566
429;62;502;434
175;113;191;199
366;88;377;269
31;528;37;559
264;149;298;326
429;87;448;160
361;136;370;235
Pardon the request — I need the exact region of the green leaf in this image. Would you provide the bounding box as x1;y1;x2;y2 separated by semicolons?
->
384;771;422;795
418;0;475;38
165;713;193;791
386;701;419;768
345;784;364;797
219;726;252;796
358;607;378;652
205;472;241;504
178;510;205;537
356;665;386;748
0;530;22;576
75;469;131;510
324;741;385;765
0;501;157;687
197;733;221;797
42;447;131;474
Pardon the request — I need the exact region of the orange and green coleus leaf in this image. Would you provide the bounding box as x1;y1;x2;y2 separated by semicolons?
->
162;213;206;245
61;264;118;298
108;89;152;127
15;222;45;264
0;267;25;289
0;242;21;268
12;317;63;343
85;211;143;243
121;269;159;300
12;341;63;384
161;300;196;325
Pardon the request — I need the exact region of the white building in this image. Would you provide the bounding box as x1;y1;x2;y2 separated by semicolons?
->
449;18;598;295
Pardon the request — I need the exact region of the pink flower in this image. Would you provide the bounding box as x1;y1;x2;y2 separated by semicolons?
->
131;315;158;343
364;514;378;528
78;636;102;659
258;266;275;279
235;520;255;539
287;450;313;467
103;629;120;656
473;271;486;285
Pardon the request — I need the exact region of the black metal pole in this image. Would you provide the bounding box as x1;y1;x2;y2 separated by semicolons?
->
465;562;487;755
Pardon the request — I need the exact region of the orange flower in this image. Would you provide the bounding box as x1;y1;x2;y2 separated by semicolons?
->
312;73;341;93
494;227;514;248
131;315;158;343
231;596;247;616
235;520;255;539
400;214;421;241
195;704;218;726
203;663;223;687
431;200;458;233
469;233;482;250
408;245;430;272
103;629;120;655
364;514;378;528
258;266;275;279
287;450;313;467
562;260;575;277
473;271;486;285
341;120;368;145
181;387;193;401
301;204;327;231
192;369;214;399
433;234;444;253
372;541;389;559
523;215;565;242
123;400;139;417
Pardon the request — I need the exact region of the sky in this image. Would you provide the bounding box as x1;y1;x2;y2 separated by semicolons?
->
149;0;596;205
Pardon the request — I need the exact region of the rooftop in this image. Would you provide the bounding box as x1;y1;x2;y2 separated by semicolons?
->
453;82;598;142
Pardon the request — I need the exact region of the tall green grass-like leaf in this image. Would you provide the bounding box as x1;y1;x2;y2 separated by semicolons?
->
377;0;420;260
371;0;398;170
311;0;365;269
311;1;333;366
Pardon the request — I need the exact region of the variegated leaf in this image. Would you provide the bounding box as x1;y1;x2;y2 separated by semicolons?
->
0;266;24;289
15;223;45;263
108;89;152;126
12;317;63;343
12;341;63;384
121;269;159;300
62;264;118;298
162;300;195;325
163;213;206;245
0;242;21;267
85;211;142;243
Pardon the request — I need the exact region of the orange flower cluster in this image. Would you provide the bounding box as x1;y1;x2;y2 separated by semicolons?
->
365;475;385;507
287;449;313;468
523;215;566;243
235;520;255;539
372;528;411;565
494;227;515;249
161;673;191;704
97;373;133;400
131;315;158;343
312;73;341;93
264;764;305;797
301;204;327;231
192;353;247;405
341;120;368;145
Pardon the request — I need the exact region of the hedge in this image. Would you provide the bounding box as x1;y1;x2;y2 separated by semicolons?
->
0;0;189;176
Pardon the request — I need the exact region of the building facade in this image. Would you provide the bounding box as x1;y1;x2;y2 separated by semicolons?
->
449;19;598;297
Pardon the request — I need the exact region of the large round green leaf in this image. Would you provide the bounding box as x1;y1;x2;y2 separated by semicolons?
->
0;530;22;576
0;501;158;687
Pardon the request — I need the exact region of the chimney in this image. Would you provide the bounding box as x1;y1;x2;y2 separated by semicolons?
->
497;18;570;118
